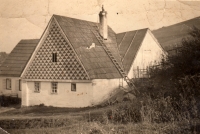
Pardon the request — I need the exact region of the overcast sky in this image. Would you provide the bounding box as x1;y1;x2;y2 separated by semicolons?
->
0;0;200;53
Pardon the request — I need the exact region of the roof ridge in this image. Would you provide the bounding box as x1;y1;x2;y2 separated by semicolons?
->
53;14;98;24
118;32;127;48
117;28;148;34
122;30;138;62
20;39;39;40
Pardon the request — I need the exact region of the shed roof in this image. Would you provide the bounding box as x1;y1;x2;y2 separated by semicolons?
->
0;39;39;77
54;15;122;79
117;28;148;73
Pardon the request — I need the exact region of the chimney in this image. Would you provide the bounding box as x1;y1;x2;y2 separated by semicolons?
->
99;5;107;40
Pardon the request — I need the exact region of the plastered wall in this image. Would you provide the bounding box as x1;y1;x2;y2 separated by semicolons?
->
22;81;93;107
0;77;21;98
21;78;124;107
128;30;165;78
91;78;124;105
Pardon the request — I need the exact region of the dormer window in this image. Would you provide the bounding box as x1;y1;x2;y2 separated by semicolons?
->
52;53;57;62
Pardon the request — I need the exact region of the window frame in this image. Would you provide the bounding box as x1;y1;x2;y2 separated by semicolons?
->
52;53;57;62
71;83;76;92
34;82;40;93
19;79;21;91
6;78;11;90
51;82;58;94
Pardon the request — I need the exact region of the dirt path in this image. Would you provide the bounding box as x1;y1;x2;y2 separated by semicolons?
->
0;107;15;114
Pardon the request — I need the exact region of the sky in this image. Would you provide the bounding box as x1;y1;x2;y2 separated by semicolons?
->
0;0;200;53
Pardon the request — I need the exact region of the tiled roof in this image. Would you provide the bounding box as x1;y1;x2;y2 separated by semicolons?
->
1;15;149;79
54;15;122;79
0;39;39;77
117;28;148;73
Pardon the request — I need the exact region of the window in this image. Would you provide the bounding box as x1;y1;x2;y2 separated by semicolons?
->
51;82;58;94
19;80;21;91
52;53;57;62
34;82;40;92
6;78;11;90
71;83;76;92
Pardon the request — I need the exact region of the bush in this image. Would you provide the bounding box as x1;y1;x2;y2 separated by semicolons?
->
140;93;198;123
151;27;200;79
106;102;141;124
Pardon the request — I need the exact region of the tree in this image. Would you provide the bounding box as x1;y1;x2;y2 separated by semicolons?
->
168;26;200;77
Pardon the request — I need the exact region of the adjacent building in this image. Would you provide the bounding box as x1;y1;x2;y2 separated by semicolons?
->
0;39;39;98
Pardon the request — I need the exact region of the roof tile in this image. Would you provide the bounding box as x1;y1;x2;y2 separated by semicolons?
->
54;14;122;79
117;28;148;73
0;39;39;77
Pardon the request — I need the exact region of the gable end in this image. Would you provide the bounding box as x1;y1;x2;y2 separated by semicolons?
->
23;18;90;80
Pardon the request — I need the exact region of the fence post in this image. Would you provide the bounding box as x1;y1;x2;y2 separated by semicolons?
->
137;66;139;78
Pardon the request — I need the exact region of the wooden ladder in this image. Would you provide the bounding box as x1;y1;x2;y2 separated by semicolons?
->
92;30;138;94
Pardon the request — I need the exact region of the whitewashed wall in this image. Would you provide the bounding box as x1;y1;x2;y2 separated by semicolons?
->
22;81;93;107
91;78;124;105
0;77;21;98
128;30;165;78
21;78;124;107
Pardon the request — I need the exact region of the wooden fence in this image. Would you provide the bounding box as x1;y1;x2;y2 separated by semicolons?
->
133;64;169;79
133;66;150;79
166;46;182;56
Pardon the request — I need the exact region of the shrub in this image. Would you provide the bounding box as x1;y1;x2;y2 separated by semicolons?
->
107;102;141;124
140;92;198;123
151;27;200;79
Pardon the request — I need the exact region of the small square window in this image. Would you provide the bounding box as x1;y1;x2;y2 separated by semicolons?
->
52;53;57;62
6;78;11;90
51;82;58;94
34;82;40;92
71;83;76;92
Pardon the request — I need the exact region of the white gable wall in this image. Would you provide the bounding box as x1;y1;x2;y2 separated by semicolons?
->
128;30;165;78
0;77;21;98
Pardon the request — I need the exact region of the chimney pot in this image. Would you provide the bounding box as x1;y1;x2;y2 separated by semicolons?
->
99;5;108;40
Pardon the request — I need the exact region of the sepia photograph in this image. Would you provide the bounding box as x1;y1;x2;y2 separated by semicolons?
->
0;0;200;133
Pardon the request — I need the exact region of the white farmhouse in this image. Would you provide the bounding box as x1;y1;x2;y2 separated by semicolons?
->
1;7;166;107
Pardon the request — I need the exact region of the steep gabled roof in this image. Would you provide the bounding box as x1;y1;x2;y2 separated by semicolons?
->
53;15;122;79
0;39;39;77
117;28;148;73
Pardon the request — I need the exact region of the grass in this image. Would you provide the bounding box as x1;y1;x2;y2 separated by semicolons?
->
0;94;199;134
5;121;200;134
0;80;199;134
0;77;199;134
0;76;200;133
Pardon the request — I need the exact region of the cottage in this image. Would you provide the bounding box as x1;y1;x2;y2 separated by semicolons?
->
1;7;166;107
